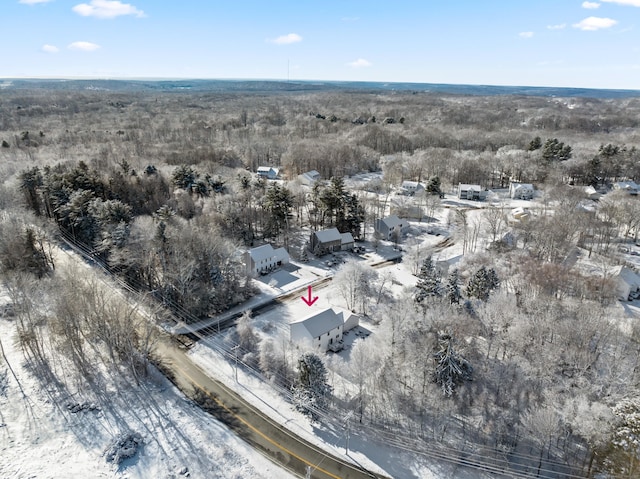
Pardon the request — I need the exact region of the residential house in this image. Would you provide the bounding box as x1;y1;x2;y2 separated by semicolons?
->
340;232;355;251
613;266;640;301
310;228;355;255
510;207;530;222
509;181;535;200
298;170;321;186
584;186;601;201
613;181;639;195
458;183;487;201
374;214;409;241
399;180;425;195
256;166;279;180
244;244;289;277
310;228;342;255
289;307;360;352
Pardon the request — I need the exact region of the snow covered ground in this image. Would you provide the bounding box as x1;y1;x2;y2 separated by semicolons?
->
0;300;296;479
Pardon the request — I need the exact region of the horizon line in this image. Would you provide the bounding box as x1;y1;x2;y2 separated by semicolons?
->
1;77;639;93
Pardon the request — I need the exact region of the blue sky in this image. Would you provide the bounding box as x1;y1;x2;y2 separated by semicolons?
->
2;0;639;89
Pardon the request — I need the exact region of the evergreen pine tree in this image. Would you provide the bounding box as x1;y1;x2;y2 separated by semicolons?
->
433;333;473;397
293;353;332;419
415;256;441;303
446;268;461;305
466;265;500;301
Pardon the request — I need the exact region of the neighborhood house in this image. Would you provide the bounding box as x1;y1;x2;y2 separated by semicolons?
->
256;166;279;180
614;265;640;301
458;183;487;201
374;214;409;241
509;181;535;200
310;228;354;255
399;180;425;195
298;170;321;186
244;244;289;277
289;307;360;352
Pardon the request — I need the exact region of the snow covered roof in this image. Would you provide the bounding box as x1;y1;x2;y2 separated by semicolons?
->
401;180;424;189
512;183;534;190
314;228;342;243
247;244;288;262
379;215;404;229
291;308;345;338
273;247;289;262
459;183;483;191
299;170;321;183
341;232;354;244
614;266;640;289
257;166;271;172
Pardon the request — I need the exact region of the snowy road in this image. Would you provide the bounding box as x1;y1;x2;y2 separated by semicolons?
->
154;334;390;479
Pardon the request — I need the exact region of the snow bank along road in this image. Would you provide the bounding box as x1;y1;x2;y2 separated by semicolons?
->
155;334;388;479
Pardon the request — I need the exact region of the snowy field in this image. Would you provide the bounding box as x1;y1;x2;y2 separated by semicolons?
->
0;297;295;479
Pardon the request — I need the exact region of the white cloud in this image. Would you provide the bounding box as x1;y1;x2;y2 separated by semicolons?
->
519;31;534;38
268;33;302;45
19;0;52;4
41;44;59;53
582;1;601;8
547;24;566;30
573;16;618;30
68;41;101;51
602;0;640;6
72;0;145;19
348;58;372;68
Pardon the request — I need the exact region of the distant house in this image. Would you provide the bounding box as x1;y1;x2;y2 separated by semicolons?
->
613;181;639;195
299;170;321;186
289;307;360;352
399;180;425;195
509;182;535;200
244;244;289;277
510;207;530;222
257;166;279;180
613;266;640;301
374;215;409;241
584;186;601;201
458;183;487;201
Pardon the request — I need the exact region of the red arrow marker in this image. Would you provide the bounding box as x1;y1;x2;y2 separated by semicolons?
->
301;285;319;307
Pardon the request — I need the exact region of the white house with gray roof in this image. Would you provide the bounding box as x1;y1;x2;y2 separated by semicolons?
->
244;244;289;277
289;307;359;352
298;170;321;186
374;214;409;241
458;183;487;201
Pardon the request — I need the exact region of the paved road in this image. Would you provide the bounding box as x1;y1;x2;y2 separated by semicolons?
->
155;335;389;479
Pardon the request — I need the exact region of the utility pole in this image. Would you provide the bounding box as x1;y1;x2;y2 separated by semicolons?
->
232;345;239;382
343;411;354;455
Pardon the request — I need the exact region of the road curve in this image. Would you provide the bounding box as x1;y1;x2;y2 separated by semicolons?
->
155;336;390;479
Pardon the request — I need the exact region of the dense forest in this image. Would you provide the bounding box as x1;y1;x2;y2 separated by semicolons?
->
2;83;640;477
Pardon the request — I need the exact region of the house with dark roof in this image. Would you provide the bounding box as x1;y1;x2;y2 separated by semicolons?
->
309;228;355;255
244;244;289;277
289;307;359;352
